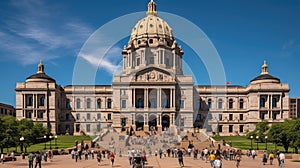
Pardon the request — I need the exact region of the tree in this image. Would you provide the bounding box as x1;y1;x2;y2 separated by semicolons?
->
286;119;300;153
247;120;269;142
1;116;18;152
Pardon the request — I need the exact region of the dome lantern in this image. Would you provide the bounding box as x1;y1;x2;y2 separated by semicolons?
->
147;0;158;16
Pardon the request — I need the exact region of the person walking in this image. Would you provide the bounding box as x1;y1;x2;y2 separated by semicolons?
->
177;149;184;167
97;151;102;166
159;148;163;159
209;152;216;167
262;151;268;165
213;156;222;168
28;152;35;168
110;152;115;167
279;152;285;167
34;152;42;168
251;149;256;160
235;154;241;168
0;153;4;164
269;151;274;165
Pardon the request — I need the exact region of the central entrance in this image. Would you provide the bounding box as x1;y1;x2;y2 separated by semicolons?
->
135;115;144;131
148;114;157;131
162;115;170;131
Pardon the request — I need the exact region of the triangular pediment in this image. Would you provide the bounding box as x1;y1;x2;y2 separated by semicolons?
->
132;67;175;82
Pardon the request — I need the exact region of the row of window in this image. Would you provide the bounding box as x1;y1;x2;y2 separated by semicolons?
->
218;125;244;133
206;98;244;109
259;111;280;120
75;124;101;133
26;96;45;106
66;98;112;109
260;97;278;108
208;113;244;121
75;113;111;121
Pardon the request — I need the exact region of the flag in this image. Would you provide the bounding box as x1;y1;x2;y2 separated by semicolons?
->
226;81;232;85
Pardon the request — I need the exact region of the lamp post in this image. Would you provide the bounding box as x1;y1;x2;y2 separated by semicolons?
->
250;136;253;149
49;135;52;150
44;135;47;150
20;137;24;153
265;136;268;150
256;136;259;150
54;135;58;149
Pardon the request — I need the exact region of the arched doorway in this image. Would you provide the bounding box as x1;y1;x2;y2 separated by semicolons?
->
148;115;157;131
162;115;170;131
135;115;144;131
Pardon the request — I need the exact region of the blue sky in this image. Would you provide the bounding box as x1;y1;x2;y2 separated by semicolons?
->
0;0;300;106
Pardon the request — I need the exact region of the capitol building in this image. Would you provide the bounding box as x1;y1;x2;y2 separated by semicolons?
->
15;1;290;136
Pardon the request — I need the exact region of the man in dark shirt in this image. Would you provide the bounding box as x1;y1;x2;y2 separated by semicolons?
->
35;152;42;168
28;152;34;168
177;149;184;167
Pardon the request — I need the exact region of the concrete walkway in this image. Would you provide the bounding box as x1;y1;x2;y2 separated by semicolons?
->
2;154;299;168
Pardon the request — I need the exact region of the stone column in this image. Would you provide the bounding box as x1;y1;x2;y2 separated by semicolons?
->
23;94;25;118
170;88;173;108
144;113;149;131
144;89;147;108
133;89;136;108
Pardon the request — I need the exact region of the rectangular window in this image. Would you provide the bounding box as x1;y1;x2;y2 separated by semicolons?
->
76;113;80;120
218;125;223;133
218;114;222;120
97;113;101;120
37;111;44;119
122;100;126;108
97;124;101;131
180;100;184;109
229;125;233;133
66;113;70;120
272;98;277;108
198;100;201;110
87;113;91;120
108;114;112;120
137;58;140;66
86;124;90;132
239;125;244;133
260;112;265;120
239;101;244;109
75;124;80;132
66;101;71;109
207;113;212;120
229;114;233;120
239;114;243;120
150;57;154;64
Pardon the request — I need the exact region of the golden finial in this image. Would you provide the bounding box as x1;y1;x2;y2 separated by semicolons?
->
261;60;269;75
147;0;158;16
38;59;45;74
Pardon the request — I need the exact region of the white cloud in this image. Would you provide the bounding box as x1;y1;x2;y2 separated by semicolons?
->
79;46;123;74
0;0;94;65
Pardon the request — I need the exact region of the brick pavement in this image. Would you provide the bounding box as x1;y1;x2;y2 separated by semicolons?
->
1;154;299;168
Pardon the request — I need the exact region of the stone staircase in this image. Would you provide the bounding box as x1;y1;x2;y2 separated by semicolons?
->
93;127;216;156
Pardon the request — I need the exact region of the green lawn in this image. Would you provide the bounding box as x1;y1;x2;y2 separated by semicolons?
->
5;135;92;153
213;136;294;153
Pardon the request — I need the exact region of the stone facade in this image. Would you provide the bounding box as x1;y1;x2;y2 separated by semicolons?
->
0;103;15;117
15;1;290;136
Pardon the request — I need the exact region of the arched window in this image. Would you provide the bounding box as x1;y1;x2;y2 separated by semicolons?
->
28;96;33;106
260;97;266;107
97;99;101;109
107;98;112;109
239;99;244;109
40;97;45;106
76;98;81;109
87;98;91;109
218;99;223;109
208;99;212;109
229;99;233;109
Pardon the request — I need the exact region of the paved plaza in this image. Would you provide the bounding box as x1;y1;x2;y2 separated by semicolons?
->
2;154;299;168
